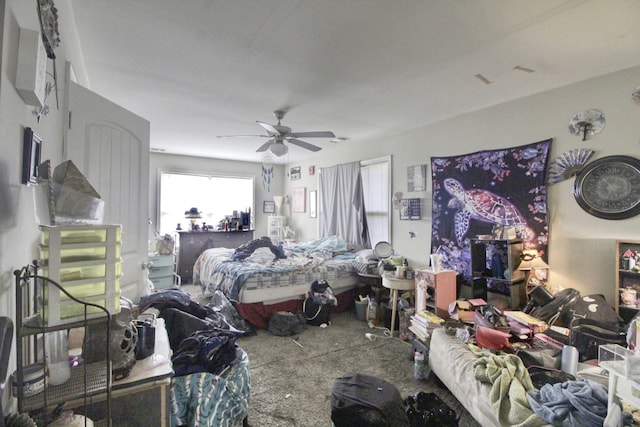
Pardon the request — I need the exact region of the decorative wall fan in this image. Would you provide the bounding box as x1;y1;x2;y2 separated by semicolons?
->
547;148;594;185
217;110;335;156
568;109;605;141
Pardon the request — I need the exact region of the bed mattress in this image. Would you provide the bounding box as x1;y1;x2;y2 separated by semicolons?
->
193;239;359;305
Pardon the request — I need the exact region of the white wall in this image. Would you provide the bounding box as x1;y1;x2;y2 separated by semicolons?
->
281;65;640;304
0;0;88;411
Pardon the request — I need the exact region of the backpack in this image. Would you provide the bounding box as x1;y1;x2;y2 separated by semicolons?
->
268;311;305;336
303;280;336;326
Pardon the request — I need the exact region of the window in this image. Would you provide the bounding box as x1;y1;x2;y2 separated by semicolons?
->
361;157;390;247
158;171;254;235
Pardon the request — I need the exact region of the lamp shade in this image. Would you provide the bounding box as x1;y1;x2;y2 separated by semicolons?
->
518;250;548;270
529;257;549;269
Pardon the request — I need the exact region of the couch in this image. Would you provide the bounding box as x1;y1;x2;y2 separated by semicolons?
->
429;327;503;426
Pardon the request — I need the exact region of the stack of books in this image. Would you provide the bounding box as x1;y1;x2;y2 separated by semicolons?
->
503;311;548;334
409;310;444;342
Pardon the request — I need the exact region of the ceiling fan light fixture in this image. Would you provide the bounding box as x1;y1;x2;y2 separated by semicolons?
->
330;137;349;143
269;142;288;157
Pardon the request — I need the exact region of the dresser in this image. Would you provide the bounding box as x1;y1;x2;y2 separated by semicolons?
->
267;216;287;244
178;230;254;283
148;253;178;290
414;268;457;319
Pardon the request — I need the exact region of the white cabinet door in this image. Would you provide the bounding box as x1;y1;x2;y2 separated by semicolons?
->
65;80;150;302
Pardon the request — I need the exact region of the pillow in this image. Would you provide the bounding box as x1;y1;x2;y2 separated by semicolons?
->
355;249;376;260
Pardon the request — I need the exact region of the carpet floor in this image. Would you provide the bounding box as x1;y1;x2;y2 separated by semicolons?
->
181;285;480;427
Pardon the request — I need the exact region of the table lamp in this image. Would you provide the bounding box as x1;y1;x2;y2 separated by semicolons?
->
518;250;549;297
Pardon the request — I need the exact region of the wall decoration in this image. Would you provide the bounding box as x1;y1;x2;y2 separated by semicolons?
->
292;187;306;212
37;0;62;116
263;200;275;214
15;28;48;107
547;148;594;186
309;190;317;218
399;198;421;220
568;109;605;141
574;155;640;220
290;166;301;181
632;86;640;107
261;153;274;191
309;165;315;176
22;127;42;185
407;164;427;192
431;139;552;291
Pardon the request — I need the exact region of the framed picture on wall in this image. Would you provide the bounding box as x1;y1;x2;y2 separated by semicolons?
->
407;164;427;192
22;127;42;185
292;187;306;213
290;166;301;181
263;200;275;213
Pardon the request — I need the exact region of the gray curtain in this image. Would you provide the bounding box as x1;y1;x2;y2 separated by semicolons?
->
319;161;370;249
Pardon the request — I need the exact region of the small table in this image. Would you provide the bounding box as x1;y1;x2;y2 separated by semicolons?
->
382;274;415;337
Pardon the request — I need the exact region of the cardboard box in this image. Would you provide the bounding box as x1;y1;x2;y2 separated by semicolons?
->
448;298;486;323
35;160;104;226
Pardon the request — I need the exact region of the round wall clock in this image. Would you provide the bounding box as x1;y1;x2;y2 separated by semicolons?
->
573;155;640;220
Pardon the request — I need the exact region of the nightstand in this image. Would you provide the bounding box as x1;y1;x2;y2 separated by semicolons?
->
382;274;416;337
415;268;457;319
148;253;178;290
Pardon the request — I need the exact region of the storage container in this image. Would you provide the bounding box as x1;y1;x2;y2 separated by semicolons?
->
40;225;121;245
11;363;46;397
40;245;121;263
599;343;640;380
42;262;122;282
40;284;121;325
38;225;122;326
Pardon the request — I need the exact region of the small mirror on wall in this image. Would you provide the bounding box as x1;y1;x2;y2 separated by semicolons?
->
22;127;42;185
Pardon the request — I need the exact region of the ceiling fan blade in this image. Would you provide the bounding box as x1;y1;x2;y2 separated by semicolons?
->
256;139;275;152
216;134;269;138
289;131;335;138
287;138;322;152
256;121;280;135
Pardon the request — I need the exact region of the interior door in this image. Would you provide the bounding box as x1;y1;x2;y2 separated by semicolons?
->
64;78;150;302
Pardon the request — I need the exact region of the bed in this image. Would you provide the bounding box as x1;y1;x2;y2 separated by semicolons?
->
193;236;360;328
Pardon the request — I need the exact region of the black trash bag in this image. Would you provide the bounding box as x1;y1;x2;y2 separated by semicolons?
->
268;311;305;336
403;391;458;427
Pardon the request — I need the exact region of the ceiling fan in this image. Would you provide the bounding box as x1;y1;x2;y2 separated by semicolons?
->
217;110;335;156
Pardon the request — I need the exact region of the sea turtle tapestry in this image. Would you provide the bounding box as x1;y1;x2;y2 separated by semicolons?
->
430;139;552;293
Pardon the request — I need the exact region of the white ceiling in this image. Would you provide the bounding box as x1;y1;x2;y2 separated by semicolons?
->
69;0;640;164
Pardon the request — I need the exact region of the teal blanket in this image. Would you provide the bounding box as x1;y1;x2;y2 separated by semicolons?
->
171;349;250;427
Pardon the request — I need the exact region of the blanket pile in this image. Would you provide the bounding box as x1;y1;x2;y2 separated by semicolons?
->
527;379;632;427
472;346;546;427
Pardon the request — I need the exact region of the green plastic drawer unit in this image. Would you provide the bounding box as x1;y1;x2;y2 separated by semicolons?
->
39;224;122;245
148;254;176;290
